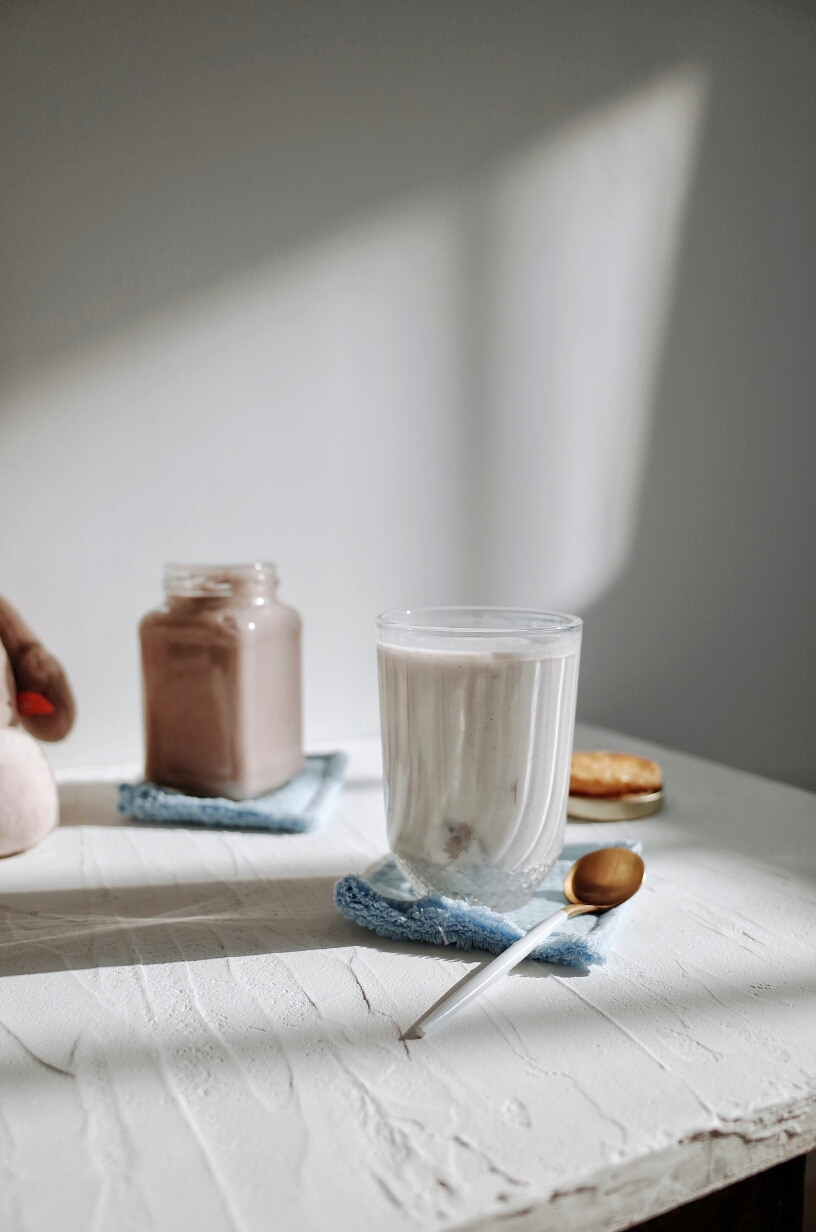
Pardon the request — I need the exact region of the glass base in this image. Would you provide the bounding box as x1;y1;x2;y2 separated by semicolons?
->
394;853;554;913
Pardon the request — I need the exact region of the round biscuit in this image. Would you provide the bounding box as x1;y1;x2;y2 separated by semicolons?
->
570;750;662;798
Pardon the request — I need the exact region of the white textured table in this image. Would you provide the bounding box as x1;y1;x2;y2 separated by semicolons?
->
1;724;815;1232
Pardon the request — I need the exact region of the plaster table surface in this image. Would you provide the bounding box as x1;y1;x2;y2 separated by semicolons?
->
1;723;815;1232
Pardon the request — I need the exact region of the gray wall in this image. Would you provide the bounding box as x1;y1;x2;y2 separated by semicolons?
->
578;2;816;788
2;1;815;786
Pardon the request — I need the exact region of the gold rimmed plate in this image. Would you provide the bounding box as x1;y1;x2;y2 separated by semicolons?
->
567;789;663;822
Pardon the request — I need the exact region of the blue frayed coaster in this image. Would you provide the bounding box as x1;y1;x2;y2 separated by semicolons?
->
334;840;641;968
118;752;347;833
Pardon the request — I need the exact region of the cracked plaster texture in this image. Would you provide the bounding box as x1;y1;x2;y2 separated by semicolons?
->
0;723;815;1232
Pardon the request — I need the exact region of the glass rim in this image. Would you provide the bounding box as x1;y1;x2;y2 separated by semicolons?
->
164;562;278;597
165;561;277;575
375;606;582;636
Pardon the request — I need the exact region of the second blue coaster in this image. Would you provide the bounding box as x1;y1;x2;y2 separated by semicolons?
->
118;752;348;833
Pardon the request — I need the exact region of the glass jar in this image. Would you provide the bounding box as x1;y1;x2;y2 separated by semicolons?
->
140;563;303;799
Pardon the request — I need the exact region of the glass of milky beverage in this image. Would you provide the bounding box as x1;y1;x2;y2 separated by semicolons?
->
377;608;582;911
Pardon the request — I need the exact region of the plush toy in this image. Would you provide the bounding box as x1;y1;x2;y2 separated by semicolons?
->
0;597;75;856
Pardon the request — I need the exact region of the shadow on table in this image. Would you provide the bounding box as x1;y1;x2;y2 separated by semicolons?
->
0;875;362;976
8;784;586;979
58;780;127;827
0;875;588;980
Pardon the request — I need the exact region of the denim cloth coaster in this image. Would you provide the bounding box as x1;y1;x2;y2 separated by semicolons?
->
118;752;347;833
334;840;641;968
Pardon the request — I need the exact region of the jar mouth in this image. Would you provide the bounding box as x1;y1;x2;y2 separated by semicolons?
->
165;562;278;598
376;606;582;636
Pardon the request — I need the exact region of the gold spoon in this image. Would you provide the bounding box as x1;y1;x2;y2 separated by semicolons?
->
403;846;645;1039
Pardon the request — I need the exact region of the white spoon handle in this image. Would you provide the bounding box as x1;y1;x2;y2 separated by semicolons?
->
407;907;569;1039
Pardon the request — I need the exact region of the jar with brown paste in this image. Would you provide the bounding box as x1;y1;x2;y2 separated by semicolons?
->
140;563;303;799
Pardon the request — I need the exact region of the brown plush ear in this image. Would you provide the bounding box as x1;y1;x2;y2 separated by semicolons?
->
0;597;75;742
0;641;18;728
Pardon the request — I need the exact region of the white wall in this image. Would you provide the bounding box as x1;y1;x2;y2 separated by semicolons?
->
0;71;700;772
477;76;702;611
1;1;815;787
0;208;468;767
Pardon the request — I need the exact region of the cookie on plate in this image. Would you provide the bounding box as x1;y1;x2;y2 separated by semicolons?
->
570;750;662;799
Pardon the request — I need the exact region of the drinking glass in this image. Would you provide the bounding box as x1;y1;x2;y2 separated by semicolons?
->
377;607;582;911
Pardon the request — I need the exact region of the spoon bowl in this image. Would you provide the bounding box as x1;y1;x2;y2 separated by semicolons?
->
564;846;645;910
403;846;645;1039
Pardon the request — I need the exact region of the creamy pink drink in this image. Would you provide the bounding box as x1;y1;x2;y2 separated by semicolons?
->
377;609;581;911
141;564;303;799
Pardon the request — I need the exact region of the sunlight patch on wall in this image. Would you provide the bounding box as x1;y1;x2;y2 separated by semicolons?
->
0;208;466;767
479;69;706;611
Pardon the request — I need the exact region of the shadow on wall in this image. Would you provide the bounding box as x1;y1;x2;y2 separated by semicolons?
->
0;70;702;772
579;18;816;790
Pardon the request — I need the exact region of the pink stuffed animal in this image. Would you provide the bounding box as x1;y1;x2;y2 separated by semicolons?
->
0;597;75;856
